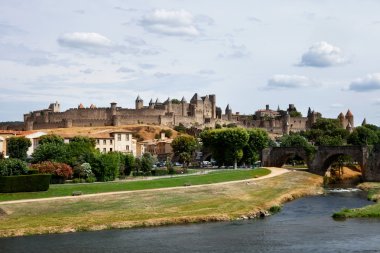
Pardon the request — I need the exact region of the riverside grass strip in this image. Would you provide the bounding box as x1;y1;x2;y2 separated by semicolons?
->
0;171;322;237
0;169;270;202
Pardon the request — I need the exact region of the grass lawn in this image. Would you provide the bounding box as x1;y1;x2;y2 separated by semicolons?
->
0;168;270;202
333;182;380;218
0;171;322;237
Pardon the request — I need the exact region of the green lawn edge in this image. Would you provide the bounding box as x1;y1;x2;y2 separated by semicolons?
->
0;168;270;202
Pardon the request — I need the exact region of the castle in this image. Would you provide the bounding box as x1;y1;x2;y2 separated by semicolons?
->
22;93;355;135
23;93;235;130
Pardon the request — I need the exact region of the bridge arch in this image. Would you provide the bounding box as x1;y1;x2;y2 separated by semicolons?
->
262;147;309;168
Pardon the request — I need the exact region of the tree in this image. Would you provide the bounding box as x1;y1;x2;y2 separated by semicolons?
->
171;135;198;167
65;136;96;166
0;158;29;176
141;153;155;174
174;123;187;133
124;153;135;177
39;134;64;145
303;118;349;146
242;128;270;165
7;137;31;160
200;128;249;168
280;133;315;157
348;126;379;146
31;142;67;164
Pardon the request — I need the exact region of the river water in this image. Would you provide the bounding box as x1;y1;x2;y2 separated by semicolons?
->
1;190;380;253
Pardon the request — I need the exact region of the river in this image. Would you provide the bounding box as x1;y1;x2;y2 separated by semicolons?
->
1;190;380;253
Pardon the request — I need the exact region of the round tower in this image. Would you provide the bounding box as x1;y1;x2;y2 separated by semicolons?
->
181;96;187;116
345;109;354;128
338;112;345;128
135;95;143;110
149;99;154;109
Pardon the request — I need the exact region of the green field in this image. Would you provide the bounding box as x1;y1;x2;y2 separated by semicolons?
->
0;171;323;237
333;182;380;218
0;169;270;202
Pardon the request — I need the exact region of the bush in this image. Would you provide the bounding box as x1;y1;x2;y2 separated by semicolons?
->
31;161;73;180
0;159;29;176
73;162;93;179
6;137;31;161
0;174;51;193
85;176;96;183
151;168;168;176
90;152;123;181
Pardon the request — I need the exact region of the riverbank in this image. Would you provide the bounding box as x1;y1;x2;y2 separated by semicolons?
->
0;170;323;237
333;182;380;218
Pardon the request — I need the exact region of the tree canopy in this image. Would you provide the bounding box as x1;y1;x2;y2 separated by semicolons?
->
7;137;31;161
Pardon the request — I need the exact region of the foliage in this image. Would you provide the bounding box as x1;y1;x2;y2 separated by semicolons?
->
7;136;31;160
31;161;73;180
348;126;379;146
73;163;93;179
141;153;155;174
242;128;270;165
0;158;29;176
0;152;4;159
215;123;222;129
89;152;123;181
303;118;349;146
0;174;51;193
124;153;135;177
171;98;181;104
171;135;198;166
31;142;67;164
174;123;187;133
226;123;237;128
39;134;64;145
161;129;173;138
65;136;96;166
279;133;316;158
200;128;249;166
289;111;302;117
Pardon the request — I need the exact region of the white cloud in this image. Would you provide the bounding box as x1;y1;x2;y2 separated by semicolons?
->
266;75;318;89
330;103;344;108
117;67;135;73
140;9;200;36
299;41;347;67
349;73;380;92
58;32;113;48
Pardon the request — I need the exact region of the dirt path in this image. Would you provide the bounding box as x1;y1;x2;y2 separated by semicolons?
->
0;167;288;205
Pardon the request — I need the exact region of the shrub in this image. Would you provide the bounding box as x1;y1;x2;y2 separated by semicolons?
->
0;159;29;176
151;168;168;176
90;152;122;181
6;137;31;161
73;162;93;179
0;174;51;193
31;161;73;180
85;176;96;183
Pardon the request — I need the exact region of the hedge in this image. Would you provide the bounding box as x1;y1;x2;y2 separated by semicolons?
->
0;174;51;193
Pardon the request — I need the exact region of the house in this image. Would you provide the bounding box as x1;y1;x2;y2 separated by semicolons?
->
0;130;46;157
63;131;138;156
140;133;173;161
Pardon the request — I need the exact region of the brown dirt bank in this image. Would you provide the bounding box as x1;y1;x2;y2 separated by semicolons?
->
0;171;323;237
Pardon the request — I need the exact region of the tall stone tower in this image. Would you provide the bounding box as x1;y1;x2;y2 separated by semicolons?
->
209;94;216;119
225;104;232;121
345;109;354;128
135;95;143;110
181;96;187;116
149;99;154;109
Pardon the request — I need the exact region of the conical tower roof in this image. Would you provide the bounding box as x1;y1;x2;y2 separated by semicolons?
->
362;118;367;126
346;109;353;117
78;103;84;109
181;96;187;103
135;95;143;102
338;112;344;119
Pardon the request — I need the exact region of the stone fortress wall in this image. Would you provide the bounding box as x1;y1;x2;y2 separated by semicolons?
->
22;93;355;135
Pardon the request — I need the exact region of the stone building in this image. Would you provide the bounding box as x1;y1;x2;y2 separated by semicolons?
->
23;93;234;130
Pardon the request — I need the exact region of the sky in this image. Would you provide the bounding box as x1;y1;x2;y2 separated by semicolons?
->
1;0;380;126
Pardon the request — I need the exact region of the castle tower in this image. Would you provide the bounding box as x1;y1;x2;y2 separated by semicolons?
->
181;96;187;116
110;102;117;116
225;104;232;121
149;99;154;109
283;112;290;135
164;97;172;113
49;101;60;112
209;94;216;119
135;95;143;110
338;112;345;128
346;122;353;133
345;109;354;128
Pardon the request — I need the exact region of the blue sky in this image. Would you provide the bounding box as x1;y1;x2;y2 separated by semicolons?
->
1;0;380;125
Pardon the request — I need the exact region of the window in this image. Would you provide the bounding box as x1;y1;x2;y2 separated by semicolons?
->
110;139;113;144
103;148;106;153
126;134;129;141
126;145;129;151
96;139;100;145
110;148;113;152
118;134;121;141
103;140;106;145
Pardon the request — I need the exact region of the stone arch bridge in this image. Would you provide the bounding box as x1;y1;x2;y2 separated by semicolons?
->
262;146;375;180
